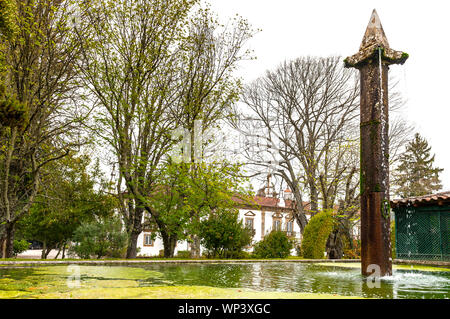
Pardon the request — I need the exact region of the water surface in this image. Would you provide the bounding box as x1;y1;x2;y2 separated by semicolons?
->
0;262;449;299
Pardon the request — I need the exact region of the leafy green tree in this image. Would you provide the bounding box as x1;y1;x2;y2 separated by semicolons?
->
70;216;128;259
75;0;200;259
0;0;88;258
394;133;443;198
12;239;29;256
301;210;335;259
75;0;254;259
253;231;293;259
199;208;252;258
0;0;20;124
16;153;116;258
0;0;17;39
148;160;249;257
172;6;254;258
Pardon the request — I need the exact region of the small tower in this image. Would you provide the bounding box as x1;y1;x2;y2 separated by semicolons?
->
256;174;277;198
345;9;408;277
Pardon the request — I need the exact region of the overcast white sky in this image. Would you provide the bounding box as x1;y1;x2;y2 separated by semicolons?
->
209;0;450;191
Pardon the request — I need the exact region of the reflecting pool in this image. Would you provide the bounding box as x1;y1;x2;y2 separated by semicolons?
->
0;262;448;299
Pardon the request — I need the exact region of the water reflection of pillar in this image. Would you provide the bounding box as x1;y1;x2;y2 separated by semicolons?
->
344;9;408;277
252;263;261;287
361;277;394;299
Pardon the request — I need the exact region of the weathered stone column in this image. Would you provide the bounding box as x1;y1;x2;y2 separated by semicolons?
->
344;9;408;276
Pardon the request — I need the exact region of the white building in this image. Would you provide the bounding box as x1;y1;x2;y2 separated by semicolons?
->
137;184;311;257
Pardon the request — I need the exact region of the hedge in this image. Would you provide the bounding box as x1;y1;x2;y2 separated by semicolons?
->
301;210;334;259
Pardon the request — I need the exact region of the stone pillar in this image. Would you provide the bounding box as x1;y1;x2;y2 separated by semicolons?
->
344;9;408;276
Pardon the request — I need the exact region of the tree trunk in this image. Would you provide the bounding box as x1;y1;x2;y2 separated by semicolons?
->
190;235;201;258
1;238;5;259
125;205;144;259
0;222;15;258
161;231;177;258
62;243;66;259
326;229;344;259
309;180;319;215
126;231;140;259
41;241;47;259
44;246;52;259
6;223;14;258
54;242;62;259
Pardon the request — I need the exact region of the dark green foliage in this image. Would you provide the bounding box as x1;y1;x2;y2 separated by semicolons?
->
301;210;335;259
394;133;443;198
0;85;28;128
0;0;17;39
12;239;29;256
253;231;293;259
70;217;128;259
16;154;116;256
199;208;253;258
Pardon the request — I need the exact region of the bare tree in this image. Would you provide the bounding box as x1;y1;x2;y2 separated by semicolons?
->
233;56;360;234
233;56;413;236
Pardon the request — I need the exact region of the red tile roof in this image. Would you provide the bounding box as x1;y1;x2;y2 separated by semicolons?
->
232;194;312;212
231;195;281;209
391;191;450;208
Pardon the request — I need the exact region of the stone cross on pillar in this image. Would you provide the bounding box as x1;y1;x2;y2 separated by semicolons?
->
344;9;408;277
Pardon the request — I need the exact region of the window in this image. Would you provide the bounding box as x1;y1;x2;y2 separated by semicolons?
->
274;219;281;231
245;218;254;230
286;221;293;232
143;233;154;246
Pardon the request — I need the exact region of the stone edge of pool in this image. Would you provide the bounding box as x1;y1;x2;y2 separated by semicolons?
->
1;259;449;267
0;259;359;265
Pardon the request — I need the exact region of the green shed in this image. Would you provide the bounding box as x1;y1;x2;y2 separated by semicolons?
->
391;192;450;261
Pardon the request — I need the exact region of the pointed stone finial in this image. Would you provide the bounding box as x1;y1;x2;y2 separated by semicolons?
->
360;9;389;50
344;9;408;68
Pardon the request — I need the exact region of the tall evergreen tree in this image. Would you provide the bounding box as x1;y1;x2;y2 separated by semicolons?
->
394;133;443;198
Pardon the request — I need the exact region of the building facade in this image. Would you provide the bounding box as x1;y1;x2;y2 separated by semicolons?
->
137;187;309;257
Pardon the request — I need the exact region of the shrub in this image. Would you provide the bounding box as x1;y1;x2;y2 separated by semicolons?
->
176;250;190;258
342;238;361;259
70;217;128;259
301;210;335;259
13;239;29;256
199;208;253;258
253;231;293;258
295;244;302;257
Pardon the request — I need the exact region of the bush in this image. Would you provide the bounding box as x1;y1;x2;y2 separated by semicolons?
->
176;250;190;258
13;239;29;256
70;217;128;259
301;210;334;259
199;208;253;258
253;231;293;258
342;238;361;259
